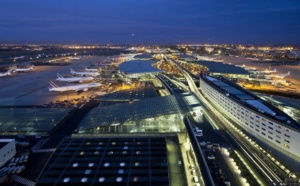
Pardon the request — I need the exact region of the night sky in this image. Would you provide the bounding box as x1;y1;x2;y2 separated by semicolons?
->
1;0;300;45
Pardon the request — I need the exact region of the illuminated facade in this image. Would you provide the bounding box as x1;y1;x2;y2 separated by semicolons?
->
200;75;300;171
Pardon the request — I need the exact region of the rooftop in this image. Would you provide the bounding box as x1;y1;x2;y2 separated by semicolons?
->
0;139;14;149
37;137;170;186
179;54;195;60
201;75;300;130
134;54;153;59
195;61;250;75
119;60;163;75
77;93;201;133
0;142;7;149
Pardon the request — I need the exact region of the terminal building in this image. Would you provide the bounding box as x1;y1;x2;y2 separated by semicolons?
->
199;74;300;171
119;60;163;82
195;61;250;79
76;92;203;135
134;54;154;60
33;57;206;186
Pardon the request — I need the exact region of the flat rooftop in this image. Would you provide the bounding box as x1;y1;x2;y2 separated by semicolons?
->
0;139;14;149
119;60;163;75
195;60;250;75
0;142;9;149
37;137;170;186
134;54;153;59
179;54;195;60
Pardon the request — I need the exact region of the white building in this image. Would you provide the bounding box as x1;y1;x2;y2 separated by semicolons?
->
0;139;16;167
200;75;300;171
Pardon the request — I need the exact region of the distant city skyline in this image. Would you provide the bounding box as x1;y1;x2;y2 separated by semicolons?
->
1;0;300;45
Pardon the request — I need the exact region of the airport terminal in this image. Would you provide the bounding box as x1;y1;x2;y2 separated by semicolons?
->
0;48;300;185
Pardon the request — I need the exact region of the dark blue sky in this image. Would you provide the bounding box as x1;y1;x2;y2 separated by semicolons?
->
1;0;300;44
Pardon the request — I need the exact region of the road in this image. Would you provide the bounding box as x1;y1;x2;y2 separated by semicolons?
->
167;57;285;186
166;137;187;186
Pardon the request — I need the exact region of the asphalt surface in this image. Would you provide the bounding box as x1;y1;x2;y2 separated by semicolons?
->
170;58;266;186
0;56;105;106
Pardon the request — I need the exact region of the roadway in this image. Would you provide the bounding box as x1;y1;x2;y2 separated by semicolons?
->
156;75;186;94
166;57;286;186
166;136;188;186
186;113;259;186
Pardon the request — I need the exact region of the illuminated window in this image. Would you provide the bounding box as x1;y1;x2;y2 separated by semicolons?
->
284;144;290;149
